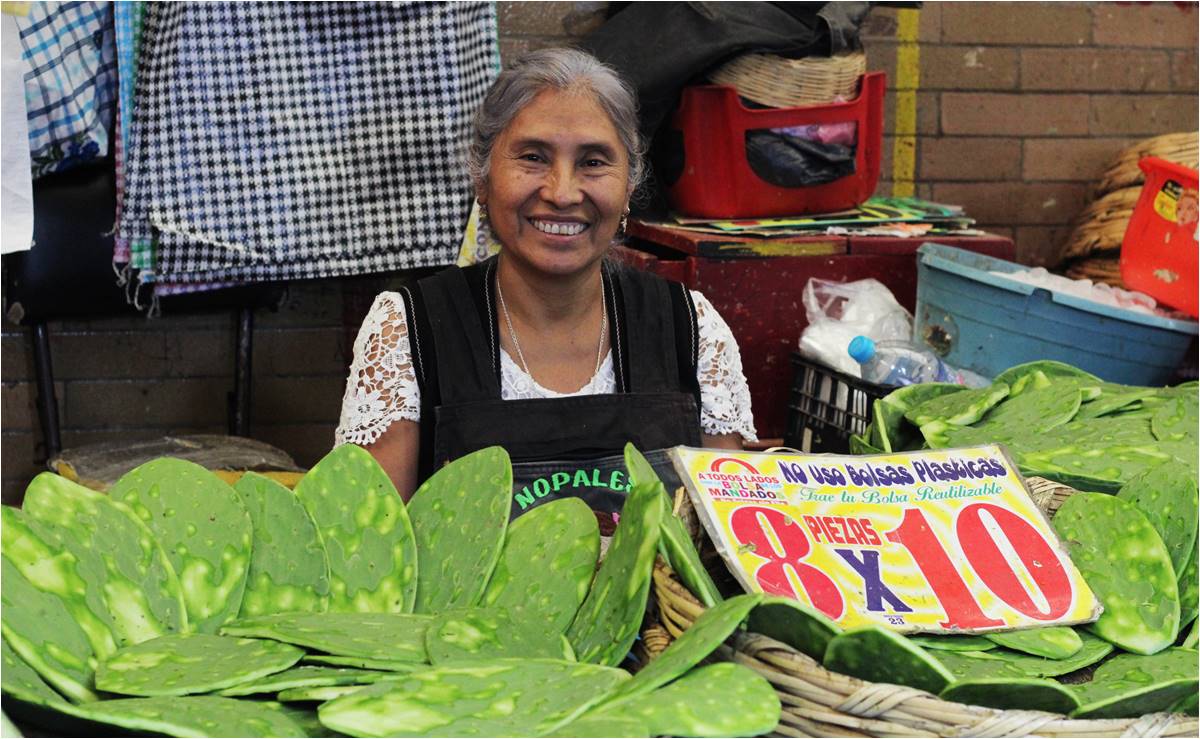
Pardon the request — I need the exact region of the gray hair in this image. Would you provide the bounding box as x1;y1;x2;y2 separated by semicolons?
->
466;47;645;197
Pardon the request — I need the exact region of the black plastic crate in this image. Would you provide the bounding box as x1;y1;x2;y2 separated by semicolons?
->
784;352;888;454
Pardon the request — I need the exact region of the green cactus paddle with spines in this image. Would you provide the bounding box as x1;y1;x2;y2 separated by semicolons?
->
109;458;253;633
823;625;954;694
95;633;304;697
21;472;187;646
407;446;512;613
480;496;599;634
1069;648;1199;719
425;607;572;664
566;480;664;666
1116;461;1198;574
234;472;331;618
1053;493;1180;655
984;626;1083;660
293;444;419;613
222;611;432;662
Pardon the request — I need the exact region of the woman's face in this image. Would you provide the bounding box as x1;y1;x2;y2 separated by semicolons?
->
480;87;632;278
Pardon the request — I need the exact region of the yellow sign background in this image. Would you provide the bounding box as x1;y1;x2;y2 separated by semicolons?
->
672;445;1101;634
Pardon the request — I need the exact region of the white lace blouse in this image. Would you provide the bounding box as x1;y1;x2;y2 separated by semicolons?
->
335;290;758;446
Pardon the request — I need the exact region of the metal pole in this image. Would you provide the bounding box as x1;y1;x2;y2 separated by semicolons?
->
32;321;62;459
230;308;253;437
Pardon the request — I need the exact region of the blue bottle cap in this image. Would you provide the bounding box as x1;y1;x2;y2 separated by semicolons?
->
847;335;876;363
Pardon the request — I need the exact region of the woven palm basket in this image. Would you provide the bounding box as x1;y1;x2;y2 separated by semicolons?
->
1096;133;1199;196
1063;254;1125;288
707;51;867;108
639;477;1197;738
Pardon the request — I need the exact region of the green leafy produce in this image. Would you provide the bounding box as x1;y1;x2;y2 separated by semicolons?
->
480;496;598;633
293;444;418;614
849;432;884;455
992;361;1100;395
109;458;252;633
217;665;401;697
904;382;1010;428
1070;648;1199;719
1;506;117;660
1179;545;1199;636
233;472;331;617
823;626;953;694
408;446;511;614
279;685;377;703
425;607;570;664
871;383;964;452
933;631;1113;680
747;596;842;660
2;638;71;708
609;662;780;738
546;715;650;737
222;611;431;663
566;480;664;666
1151;392;1199;443
95;633;303;697
907;635;996;652
626;444;723;608
604;594;762;704
21;472;187;647
940;677;1080;714
1117;462;1199;574
934;386;1082;450
1053;493;1180;654
984;627;1083;660
1075;384;1156;420
302;654;425;672
1169;690;1199;715
1;551;99;703
317;659;629;737
78;696;305;737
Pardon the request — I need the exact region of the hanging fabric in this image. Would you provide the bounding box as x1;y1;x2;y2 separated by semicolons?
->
16;0;117;179
118;2;499;285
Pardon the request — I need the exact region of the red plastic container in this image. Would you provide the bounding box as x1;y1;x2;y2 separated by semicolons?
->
1120;156;1199;317
666;72;886;219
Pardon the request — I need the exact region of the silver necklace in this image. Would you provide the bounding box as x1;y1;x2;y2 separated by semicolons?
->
496;278;608;381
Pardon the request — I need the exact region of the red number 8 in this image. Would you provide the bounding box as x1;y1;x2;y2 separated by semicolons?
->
730;506;844;619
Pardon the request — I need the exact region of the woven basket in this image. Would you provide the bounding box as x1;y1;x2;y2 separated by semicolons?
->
1060;186;1142;260
1063;254;1125;288
640;477;1198;738
708;51;867;108
1096;132;1199;197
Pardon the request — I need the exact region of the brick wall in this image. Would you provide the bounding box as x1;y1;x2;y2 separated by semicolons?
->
1;1;1196;503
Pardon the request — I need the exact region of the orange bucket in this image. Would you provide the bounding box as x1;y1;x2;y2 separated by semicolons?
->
1120;156;1199;317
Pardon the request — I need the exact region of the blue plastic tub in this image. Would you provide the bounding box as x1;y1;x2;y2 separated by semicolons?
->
913;243;1198;385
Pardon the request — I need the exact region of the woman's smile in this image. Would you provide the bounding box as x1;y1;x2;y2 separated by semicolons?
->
528;218;590;237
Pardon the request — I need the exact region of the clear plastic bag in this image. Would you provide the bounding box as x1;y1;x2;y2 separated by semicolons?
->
798;278;913;377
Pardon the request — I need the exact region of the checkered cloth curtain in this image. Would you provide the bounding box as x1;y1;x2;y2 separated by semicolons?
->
17;0;117;178
118;1;499;284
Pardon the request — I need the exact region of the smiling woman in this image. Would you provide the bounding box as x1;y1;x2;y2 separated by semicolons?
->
335;48;757;518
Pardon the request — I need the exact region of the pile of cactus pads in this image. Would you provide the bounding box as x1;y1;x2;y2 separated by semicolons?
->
817;360;1197;717
1;442;781;737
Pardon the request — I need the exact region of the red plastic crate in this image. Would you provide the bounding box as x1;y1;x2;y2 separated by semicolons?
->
666;72;886;219
1120;156;1199;318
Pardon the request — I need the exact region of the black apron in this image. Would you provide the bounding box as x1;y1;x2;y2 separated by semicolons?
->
403;257;702;522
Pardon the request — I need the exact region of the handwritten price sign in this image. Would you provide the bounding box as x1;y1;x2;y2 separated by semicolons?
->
672;445;1101;634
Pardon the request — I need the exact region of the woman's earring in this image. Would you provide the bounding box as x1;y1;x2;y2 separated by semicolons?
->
619;211;629;236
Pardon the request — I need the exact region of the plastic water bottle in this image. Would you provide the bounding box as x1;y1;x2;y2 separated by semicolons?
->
847;336;989;388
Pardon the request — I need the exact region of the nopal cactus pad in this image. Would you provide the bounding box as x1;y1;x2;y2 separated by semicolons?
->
1116;461;1198;574
233;472;331;618
940;677;1080;714
907;635;996;652
95;633;304;696
218;665;404;697
1053;493;1180;655
292;444;418;613
606;594;762;704
2;638;72;708
222;611;432;662
566;480;664;666
1069;648;1199;719
984;627;1083;660
625;444;723;608
748;596;842;661
1;529;99;703
933;631;1113;681
78;696;305;738
317;659;630;737
480;496;599;634
823;626;954;694
408;446;511;614
109;458;253;633
425;607;571;664
610;662;781;738
21;472;187;647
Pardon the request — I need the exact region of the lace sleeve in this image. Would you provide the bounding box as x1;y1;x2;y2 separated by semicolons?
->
692;290;758;443
335;292;422;446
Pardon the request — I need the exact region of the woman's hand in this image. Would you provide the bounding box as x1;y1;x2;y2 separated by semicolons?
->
363;419;421;502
